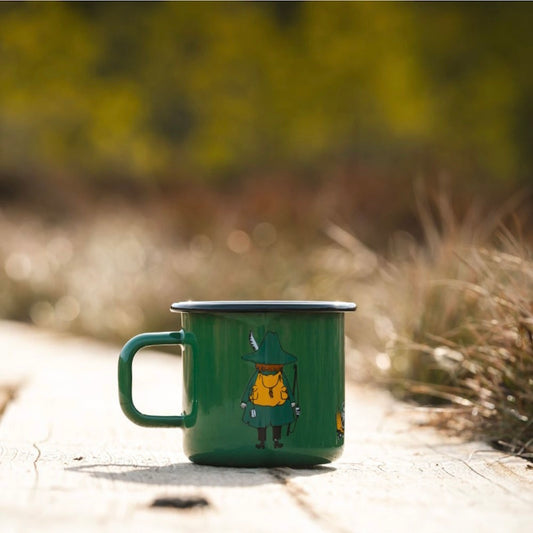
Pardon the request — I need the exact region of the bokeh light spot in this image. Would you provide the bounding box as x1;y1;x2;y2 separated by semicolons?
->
227;230;251;254
253;222;277;247
5;253;32;281
30;301;55;327
55;295;80;322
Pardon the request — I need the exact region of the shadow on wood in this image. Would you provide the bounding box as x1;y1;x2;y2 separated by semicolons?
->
66;462;335;487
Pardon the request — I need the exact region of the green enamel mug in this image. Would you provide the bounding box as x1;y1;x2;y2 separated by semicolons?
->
118;300;356;467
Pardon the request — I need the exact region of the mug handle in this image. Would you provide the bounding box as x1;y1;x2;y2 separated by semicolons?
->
118;330;197;428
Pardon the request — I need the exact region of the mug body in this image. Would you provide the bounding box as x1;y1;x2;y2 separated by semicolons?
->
174;301;352;467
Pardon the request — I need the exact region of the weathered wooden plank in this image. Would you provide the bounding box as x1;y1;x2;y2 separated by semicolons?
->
0;321;531;533
0;322;322;533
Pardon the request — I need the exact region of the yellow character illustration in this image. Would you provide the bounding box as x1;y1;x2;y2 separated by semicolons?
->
240;331;300;449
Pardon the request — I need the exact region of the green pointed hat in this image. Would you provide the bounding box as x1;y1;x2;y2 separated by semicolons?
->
242;331;297;365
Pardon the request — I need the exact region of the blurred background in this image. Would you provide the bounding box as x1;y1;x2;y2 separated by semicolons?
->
0;2;532;345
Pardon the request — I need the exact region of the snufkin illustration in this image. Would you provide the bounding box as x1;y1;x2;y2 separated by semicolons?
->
240;331;300;449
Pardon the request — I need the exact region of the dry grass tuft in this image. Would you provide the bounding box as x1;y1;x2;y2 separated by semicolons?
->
380;191;533;458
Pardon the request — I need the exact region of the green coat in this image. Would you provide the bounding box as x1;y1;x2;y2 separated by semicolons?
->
241;369;296;428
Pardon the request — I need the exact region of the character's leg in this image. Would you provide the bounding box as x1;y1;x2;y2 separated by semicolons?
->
272;425;283;448
256;427;266;449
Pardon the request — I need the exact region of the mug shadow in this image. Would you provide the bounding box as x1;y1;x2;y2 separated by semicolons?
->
66;462;335;488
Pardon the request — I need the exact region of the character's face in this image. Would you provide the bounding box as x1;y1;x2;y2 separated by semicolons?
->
256;364;282;373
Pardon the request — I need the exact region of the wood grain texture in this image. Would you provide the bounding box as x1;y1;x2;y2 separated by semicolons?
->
0;321;531;532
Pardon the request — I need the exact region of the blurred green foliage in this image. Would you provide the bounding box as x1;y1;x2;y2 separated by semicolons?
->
0;2;532;189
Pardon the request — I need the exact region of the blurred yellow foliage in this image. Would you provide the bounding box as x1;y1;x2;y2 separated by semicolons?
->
0;2;531;186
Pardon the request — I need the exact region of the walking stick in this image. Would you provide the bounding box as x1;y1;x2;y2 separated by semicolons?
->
287;363;299;436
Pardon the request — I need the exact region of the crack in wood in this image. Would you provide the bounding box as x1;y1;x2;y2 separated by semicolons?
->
270;468;350;533
32;442;42;490
440;464;457;479
419;439;532;504
31;425;52;494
